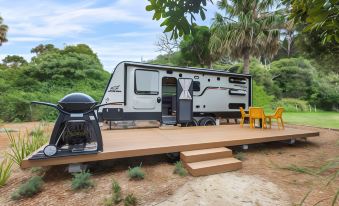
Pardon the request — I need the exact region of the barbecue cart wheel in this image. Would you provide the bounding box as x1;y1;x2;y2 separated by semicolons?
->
184;119;198;127
199;117;216;126
43;144;57;157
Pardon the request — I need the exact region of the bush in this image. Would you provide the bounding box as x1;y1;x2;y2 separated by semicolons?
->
124;194;137;206
6;127;48;166
11;176;44;200
173;161;188;177
270;58;316;99
128;166;145;180
112;179;122;204
271;98;310;112
103;178;123;206
252;81;274;110
71;170;94;190
0;158;13;187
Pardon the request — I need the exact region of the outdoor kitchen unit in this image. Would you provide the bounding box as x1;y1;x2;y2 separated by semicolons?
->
30;93;106;159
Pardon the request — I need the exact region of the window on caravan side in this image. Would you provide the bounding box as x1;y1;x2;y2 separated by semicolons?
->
135;69;159;95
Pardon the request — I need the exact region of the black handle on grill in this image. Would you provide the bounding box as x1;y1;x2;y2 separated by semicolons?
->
31;101;71;115
32;101;123;115
83;102;123;115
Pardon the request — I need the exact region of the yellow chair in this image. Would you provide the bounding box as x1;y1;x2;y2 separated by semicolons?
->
266;107;285;129
249;107;266;129
239;107;250;127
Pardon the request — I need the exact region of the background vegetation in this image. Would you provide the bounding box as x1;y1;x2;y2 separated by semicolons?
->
0;0;338;123
0;44;110;122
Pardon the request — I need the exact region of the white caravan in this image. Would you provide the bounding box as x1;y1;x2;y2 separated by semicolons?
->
98;62;252;126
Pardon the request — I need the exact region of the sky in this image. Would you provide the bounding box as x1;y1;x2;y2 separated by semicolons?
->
0;0;218;72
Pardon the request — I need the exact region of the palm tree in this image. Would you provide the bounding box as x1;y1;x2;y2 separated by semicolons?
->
210;0;283;74
0;16;8;46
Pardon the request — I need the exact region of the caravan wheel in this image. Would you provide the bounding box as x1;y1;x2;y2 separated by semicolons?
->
184;119;198;127
199;117;216;126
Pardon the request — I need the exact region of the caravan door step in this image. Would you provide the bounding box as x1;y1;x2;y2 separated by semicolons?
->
162;116;177;125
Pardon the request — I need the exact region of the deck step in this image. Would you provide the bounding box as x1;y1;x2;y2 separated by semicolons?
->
185;157;242;177
180;147;232;163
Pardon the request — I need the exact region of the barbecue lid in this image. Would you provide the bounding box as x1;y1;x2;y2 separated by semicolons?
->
58;93;96;104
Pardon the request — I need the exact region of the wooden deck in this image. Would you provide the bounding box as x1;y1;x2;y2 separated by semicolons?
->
21;125;319;169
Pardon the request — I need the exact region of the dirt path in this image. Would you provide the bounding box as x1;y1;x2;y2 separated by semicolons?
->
155;173;290;206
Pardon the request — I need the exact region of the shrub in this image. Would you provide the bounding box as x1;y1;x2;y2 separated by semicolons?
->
128;166;145;180
11;176;44;200
124;194;137;206
0;158;13;187
252;81;274;110
112;179;122;204
272;98;310;112
71;170;94;190
6;129;48;166
173;161;188;177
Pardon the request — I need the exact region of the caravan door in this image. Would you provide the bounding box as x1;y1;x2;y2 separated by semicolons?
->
176;78;193;124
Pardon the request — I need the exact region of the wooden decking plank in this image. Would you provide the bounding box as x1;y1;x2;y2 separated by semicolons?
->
21;125;319;169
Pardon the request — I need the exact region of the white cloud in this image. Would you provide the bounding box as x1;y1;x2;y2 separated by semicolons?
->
9;37;50;42
0;0;157;37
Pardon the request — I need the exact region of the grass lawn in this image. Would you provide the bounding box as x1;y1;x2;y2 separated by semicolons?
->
283;112;339;129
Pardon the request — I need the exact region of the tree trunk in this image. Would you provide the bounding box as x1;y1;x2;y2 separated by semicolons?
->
243;49;250;74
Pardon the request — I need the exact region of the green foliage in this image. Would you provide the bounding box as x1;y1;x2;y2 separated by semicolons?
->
210;0;283;74
104;179;122;206
0;43;110;122
252;81;274;109
127;166;145;180
6;129;48;166
149;52;187;67
71;170;94;190
0;158;13;187
289;0;339;43
270;58;316;99
2;55;28;68
272;98;310;112
11;176;44;200
173;161;188;177
112;179;122;204
180;25;213;68
124;193;137;206
310;72;339;111
0;16;8;45
146;0;209;39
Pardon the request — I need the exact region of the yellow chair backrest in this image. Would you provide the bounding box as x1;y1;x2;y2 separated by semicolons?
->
273;107;284;118
239;107;246;117
249;107;264;119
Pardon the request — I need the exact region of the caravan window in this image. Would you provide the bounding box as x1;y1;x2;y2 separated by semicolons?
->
135;69;159;95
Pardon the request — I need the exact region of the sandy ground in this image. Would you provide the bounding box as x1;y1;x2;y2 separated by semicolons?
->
0;122;338;206
155;173;290;206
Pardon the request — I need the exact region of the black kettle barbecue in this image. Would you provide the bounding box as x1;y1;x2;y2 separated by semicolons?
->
31;93;110;158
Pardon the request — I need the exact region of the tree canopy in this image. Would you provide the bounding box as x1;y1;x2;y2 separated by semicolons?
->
209;0;283;74
0;44;110;122
0;16;8;46
180;25;214;68
146;0;210;39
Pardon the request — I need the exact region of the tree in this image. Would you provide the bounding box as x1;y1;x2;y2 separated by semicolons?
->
210;0;283;74
31;44;58;55
288;0;339;43
0;16;8;46
146;0;211;39
2;55;28;68
180;25;214;68
155;33;180;56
